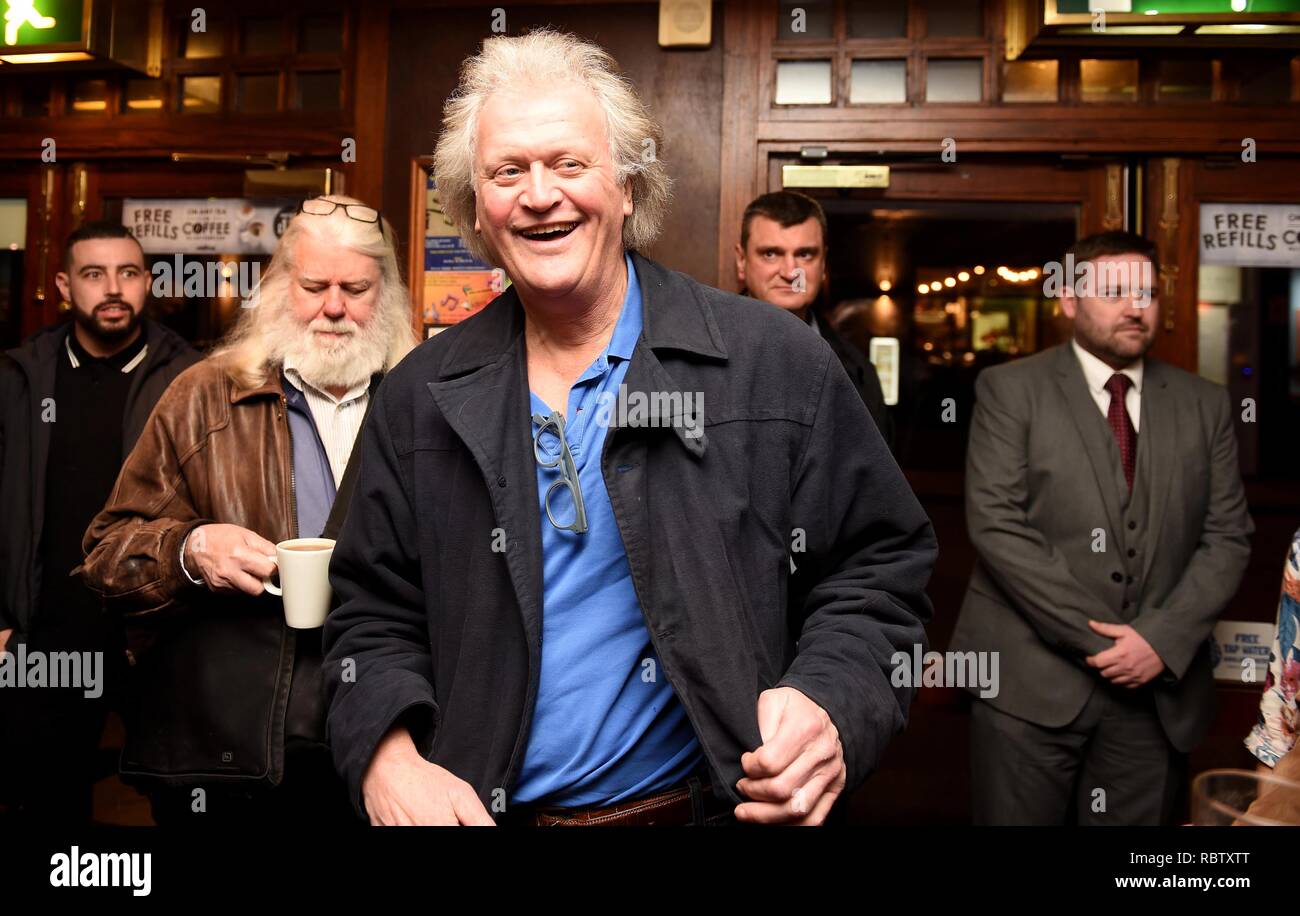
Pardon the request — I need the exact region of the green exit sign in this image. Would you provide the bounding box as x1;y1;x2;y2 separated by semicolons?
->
1056;1;1300;12
2;0;86;48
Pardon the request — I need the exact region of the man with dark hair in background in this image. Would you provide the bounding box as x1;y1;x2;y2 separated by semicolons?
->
734;190;893;447
953;230;1252;825
0;221;199;822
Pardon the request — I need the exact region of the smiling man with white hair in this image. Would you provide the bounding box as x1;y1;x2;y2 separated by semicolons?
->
80;196;416;824
325;30;936;827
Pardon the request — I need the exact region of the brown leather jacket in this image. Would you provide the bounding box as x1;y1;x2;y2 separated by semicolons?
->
82;358;297;609
80;357;308;787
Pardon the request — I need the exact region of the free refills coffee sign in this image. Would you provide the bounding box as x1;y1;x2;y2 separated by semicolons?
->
1200;203;1300;268
121;199;297;256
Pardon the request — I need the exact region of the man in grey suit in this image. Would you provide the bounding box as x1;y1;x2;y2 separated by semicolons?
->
952;230;1253;825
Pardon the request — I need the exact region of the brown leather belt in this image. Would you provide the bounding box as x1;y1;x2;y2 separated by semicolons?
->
503;770;735;826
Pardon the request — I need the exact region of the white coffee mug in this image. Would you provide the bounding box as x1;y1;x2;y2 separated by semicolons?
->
263;537;335;629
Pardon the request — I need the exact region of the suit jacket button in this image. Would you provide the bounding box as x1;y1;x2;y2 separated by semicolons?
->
497;475;507;487
1111;571;1122;583
1126;575;1134;584
1122;600;1130;610
1127;548;1137;558
1127;520;1137;530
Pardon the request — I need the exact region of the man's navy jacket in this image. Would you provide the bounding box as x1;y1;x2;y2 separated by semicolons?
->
323;250;937;818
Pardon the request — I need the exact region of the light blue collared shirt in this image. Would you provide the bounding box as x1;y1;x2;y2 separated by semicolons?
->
512;253;703;806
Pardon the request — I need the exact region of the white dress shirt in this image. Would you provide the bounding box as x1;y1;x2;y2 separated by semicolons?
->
1071;338;1142;433
282;358;371;488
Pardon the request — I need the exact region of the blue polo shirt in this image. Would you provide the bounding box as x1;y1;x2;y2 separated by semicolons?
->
513;253;703;806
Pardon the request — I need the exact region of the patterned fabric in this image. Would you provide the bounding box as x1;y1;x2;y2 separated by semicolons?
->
1105;373;1136;490
1245;526;1300;767
282;360;369;488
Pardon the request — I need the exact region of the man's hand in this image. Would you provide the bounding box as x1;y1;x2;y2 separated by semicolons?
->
735;686;845;825
1085;620;1164;687
0;628;11;654
361;726;496;826
185;523;278;596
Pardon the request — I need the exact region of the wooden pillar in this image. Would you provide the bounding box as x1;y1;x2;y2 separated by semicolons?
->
1146;157;1196;372
717;0;763;293
348;0;391;212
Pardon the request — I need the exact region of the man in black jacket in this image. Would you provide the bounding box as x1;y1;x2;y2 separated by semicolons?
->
324;31;935;827
734;190;894;448
0;221;199;821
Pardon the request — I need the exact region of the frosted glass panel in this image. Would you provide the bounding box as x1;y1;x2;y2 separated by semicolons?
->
236;73;278;114
1196;265;1238;387
926;59;982;103
851;60;907;104
848;0;907;38
776;60;833;105
69;79;109;116
181;75;221;113
294;71;341;112
1226;57;1292;104
0;200;26;249
183;21;224;58
124;79;164;113
922;0;982;37
1003;60;1057;103
778;1;832;39
241;17;282;55
1081;59;1139;103
1157;60;1211;101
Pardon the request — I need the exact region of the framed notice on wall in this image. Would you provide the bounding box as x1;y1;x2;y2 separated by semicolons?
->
121;199;298;255
410;158;509;337
1199;203;1300;269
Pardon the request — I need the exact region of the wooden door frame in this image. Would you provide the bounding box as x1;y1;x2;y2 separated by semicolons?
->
23;158;345;340
720;0;1300;373
0;166;62;339
1146;156;1300;373
761;147;1123;223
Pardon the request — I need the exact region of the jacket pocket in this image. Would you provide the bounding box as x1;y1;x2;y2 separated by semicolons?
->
119;598;287;788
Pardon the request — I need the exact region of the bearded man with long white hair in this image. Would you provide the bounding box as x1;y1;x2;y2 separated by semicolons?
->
80;196;416;824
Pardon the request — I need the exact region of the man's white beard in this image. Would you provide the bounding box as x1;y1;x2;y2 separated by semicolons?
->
272;310;390;391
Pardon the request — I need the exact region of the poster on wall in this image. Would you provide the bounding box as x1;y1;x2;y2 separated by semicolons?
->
1211;620;1275;684
122;199;298;255
1199;203;1300;268
423;172;508;329
425;271;504;325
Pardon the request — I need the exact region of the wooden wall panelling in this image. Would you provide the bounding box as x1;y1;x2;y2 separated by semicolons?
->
349;0;390;210
0;123;350;162
1156;156;1300;372
1103;162;1124;231
1186;156;1300;202
1143;156;1189;371
718;0;763;290
91;162;257;199
408;157;429;336
68;163;94;228
383;3;726;295
31;165;64;335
